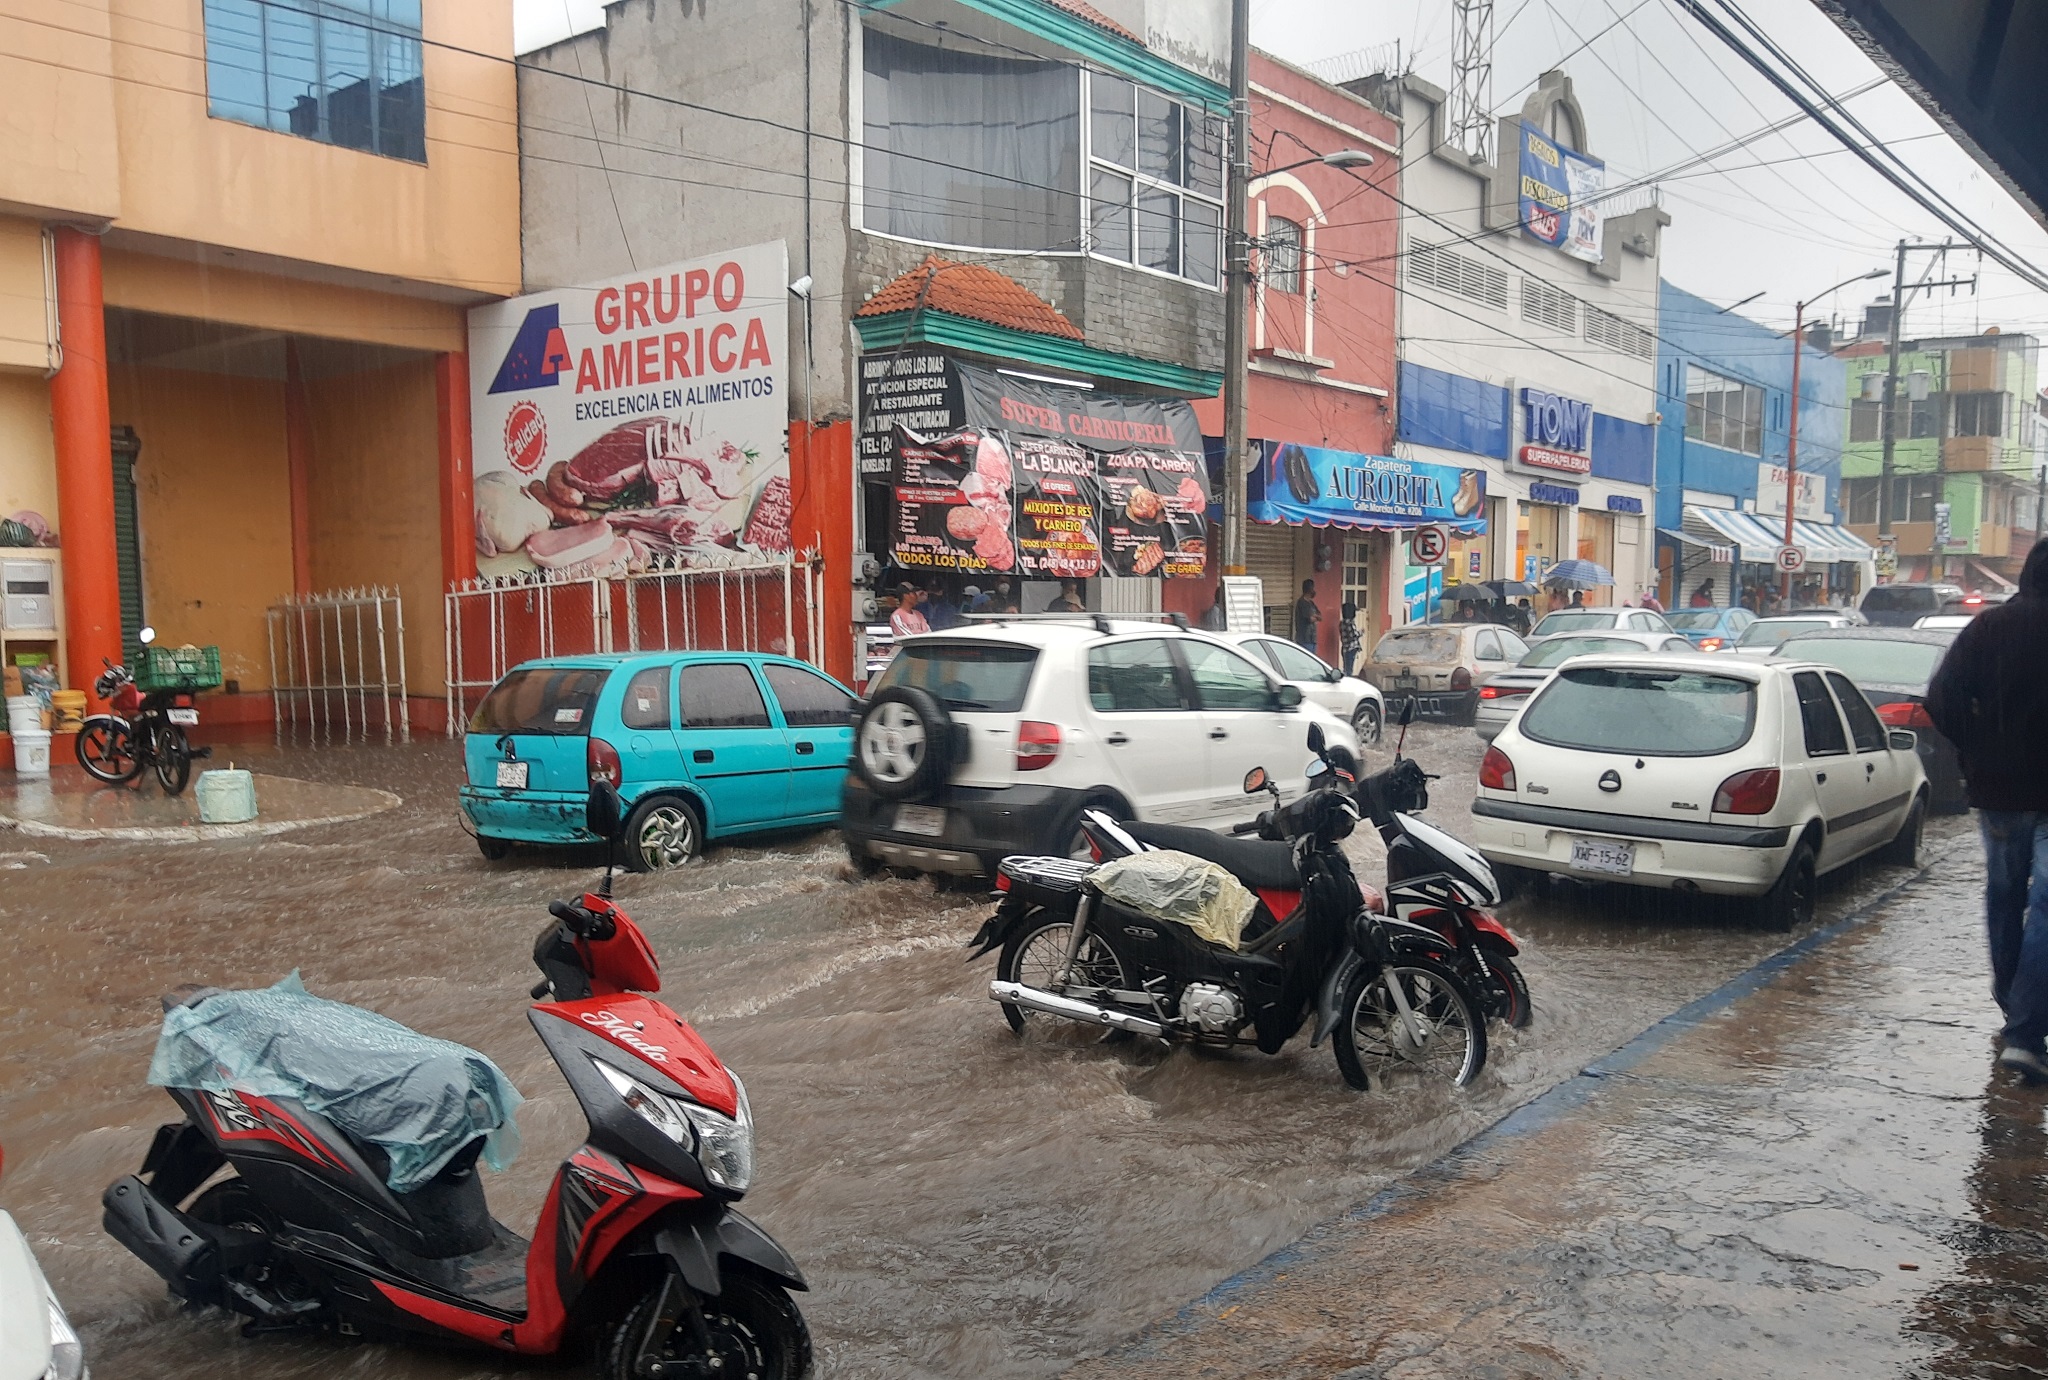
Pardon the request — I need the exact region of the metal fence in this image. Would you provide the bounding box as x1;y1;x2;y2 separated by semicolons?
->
443;556;826;736
266;587;411;747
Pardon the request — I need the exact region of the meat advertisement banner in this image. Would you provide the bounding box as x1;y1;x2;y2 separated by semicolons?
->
858;350;960;476
467;241;790;577
880;358;1207;579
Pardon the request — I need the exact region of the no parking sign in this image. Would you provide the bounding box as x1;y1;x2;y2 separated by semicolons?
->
1411;525;1451;565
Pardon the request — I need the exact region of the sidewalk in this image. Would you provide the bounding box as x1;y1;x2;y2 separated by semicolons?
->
1071;840;2048;1379
0;763;399;841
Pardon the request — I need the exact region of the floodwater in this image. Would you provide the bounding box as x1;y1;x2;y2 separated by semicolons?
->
0;725;1966;1378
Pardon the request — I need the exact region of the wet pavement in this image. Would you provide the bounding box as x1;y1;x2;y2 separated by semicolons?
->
0;726;1990;1378
1072;832;2039;1380
0;761;398;840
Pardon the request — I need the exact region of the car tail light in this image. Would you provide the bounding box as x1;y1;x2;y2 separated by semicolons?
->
1450;666;1472;691
587;737;622;786
1479;746;1516;791
995;871;1011;892
1478;685;1500;701
1699;637;1723;652
1016;721;1061;771
1875;700;1935;730
1713;767;1780;815
1479;685;1529;701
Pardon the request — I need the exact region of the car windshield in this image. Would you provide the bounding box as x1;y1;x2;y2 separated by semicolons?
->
1371;629;1460;662
1663;610;1728;630
1519;635;1642;668
872;641;1038;712
1776;637;1948;688
1530;611;1613;635
1737;619;1832;648
1520;667;1758;756
1862;587;1940;614
470;666;610;735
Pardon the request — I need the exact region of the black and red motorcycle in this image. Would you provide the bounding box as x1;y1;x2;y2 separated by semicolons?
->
101;783;811;1378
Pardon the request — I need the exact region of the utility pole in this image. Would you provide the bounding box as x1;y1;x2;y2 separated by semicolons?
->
1784;269;1887;603
1220;0;1251;580
1877;240;1976;544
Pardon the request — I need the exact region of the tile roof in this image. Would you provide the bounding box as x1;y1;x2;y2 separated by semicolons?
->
1045;0;1138;42
855;255;1085;341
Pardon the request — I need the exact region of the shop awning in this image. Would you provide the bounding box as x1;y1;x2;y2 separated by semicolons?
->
1682;507;1875;566
1657;528;1735;564
1789;519;1876;565
1686;506;1782;562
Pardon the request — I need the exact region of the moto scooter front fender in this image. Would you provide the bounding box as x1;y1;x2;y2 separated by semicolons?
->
653;1204;807;1299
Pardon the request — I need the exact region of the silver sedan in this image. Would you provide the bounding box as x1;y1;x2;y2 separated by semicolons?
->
1473;631;1702;741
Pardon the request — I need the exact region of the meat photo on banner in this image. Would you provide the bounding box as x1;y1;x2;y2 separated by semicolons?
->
1098;448;1208;577
890;427;1017;575
466;241;791;578
1011;434;1101;579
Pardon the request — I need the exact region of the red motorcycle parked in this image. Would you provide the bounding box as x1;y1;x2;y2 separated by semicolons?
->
75;627;207;795
101;784;812;1378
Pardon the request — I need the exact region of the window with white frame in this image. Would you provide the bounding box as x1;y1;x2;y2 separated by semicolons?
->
1263;217;1303;294
1085;73;1224;285
1685;364;1764;455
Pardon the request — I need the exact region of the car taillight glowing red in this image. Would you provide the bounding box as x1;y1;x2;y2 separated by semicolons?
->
1875;701;1935;730
1451;666;1472;691
1479;745;1516;791
587;736;622;786
1016;721;1060;771
1478;685;1500;700
1713;767;1780;814
1699;637;1723;652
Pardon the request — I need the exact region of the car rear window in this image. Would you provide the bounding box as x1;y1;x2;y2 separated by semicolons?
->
874;642;1038;713
1777;637;1947;688
1738;619;1830;648
470;666;609;736
1663;610;1726;630
1372;629;1459;661
1520;667;1758;756
1862;587;1938;614
1530;611;1613;636
1519;635;1640;668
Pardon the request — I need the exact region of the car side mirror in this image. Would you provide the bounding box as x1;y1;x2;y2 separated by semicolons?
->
586;781;624;841
1306;722;1326;755
1243;766;1268;794
1274;684;1302;710
1888;729;1918;753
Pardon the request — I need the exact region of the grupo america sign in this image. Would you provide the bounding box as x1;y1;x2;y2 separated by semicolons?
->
467;241;791;576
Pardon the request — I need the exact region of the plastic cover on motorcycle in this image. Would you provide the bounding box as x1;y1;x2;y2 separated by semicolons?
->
147;971;524;1193
1087;850;1257;952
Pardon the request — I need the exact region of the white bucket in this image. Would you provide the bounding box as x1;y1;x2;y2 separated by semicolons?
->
196;769;257;824
10;728;50;777
6;695;40;737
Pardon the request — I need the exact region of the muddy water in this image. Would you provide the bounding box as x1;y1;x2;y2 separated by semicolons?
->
0;726;1967;1378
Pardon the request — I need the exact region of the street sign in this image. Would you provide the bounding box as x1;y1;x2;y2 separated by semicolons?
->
1411;525;1451;565
1774;545;1806;573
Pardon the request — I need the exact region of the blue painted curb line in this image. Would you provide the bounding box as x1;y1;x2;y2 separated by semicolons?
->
1096;846;1950;1363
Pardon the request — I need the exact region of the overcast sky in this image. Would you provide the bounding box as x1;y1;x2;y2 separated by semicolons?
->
514;0;2048;348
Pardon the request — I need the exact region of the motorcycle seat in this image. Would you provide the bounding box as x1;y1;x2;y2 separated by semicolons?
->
1123;821;1301;890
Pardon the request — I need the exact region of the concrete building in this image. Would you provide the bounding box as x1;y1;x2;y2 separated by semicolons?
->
1376;69;1667;616
1653;282;1869;610
1835;315;2042;588
0;0;518;740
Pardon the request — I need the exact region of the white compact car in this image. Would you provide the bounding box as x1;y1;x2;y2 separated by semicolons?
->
1724;612;1864;658
1527;608;1677;639
0;1210;86;1380
1469;652;1927;929
1472;631;1698;741
1218;631;1387;744
841;619;1363;875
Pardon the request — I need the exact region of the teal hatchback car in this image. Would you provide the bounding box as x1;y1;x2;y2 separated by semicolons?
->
461;652;856;870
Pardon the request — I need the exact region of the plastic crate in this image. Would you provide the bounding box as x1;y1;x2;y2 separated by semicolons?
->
136;644;222;693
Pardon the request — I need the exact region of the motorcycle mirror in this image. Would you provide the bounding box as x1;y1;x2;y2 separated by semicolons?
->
1305;722;1326;755
1243;766;1268;795
138;626;157;645
1397;698;1416;727
587;781;623;898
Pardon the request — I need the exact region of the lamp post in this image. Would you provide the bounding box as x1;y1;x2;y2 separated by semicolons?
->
1220;146;1375;581
1781;268;1887;603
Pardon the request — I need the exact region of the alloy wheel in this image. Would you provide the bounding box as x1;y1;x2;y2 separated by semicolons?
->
859;701;927;785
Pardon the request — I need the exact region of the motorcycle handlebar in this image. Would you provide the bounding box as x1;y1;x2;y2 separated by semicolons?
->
549;899;595;932
1230;819;1261;835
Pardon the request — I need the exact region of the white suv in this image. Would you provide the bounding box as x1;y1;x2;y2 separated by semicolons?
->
841;619;1363;876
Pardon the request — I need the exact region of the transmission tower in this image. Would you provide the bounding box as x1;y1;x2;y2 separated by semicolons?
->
1449;0;1495;161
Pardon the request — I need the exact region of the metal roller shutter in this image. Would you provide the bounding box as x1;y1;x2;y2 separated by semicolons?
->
1244;522;1298;636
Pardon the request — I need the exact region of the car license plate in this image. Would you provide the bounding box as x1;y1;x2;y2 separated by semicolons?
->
895;804;945;837
496;760;529;790
166;708;199;726
1570;837;1635;876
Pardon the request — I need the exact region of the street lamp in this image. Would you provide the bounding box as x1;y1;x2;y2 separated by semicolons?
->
1222;148;1378;581
1781;267;1888;603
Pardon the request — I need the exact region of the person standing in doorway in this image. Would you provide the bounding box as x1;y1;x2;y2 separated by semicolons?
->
1691;580;1715;608
1200;583;1228;631
889;581;930;639
1340;601;1363;674
1294;579;1321;652
1047;579;1086;613
1928;543;2048;1082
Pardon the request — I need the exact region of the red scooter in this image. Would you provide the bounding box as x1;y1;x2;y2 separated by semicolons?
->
101;783;812;1378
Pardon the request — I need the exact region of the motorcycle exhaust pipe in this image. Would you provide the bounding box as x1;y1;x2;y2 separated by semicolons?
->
989;980;1167;1037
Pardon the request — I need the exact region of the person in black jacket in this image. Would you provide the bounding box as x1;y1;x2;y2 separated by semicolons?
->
1927;542;2048;1082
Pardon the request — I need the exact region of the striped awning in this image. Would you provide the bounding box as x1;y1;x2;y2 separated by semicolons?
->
1789;519;1875;565
1684;506;1875;566
1657;528;1734;564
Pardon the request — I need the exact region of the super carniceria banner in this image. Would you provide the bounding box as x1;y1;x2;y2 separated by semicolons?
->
467;241;791;576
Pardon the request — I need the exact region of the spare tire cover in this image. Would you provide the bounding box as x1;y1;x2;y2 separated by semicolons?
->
854;685;956;801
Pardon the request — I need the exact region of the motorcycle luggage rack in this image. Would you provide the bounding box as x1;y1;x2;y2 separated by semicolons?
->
996;855;1096;891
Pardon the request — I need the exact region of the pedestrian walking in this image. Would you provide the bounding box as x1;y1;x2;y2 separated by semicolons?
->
1294;579;1321;651
1339;601;1363;675
1691;581;1715;608
1199;583;1228;631
1927;543;2048;1082
889;581;930;639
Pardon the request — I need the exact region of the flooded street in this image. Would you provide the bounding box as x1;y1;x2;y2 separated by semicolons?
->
1;724;1966;1378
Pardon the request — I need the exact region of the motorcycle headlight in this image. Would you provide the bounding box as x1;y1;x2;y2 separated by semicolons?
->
593;1058;697;1149
45;1285;86;1380
590;1059;754;1193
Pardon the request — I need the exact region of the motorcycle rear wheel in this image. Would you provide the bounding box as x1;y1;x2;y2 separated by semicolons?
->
996;913;1130;1036
602;1268;812;1380
154;723;192;795
1334;955;1486;1091
186;1179;320;1321
76;717;142;783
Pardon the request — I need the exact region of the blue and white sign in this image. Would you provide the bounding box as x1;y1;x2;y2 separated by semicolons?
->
1517;387;1594;477
1251;442;1487;534
1519;124;1605;264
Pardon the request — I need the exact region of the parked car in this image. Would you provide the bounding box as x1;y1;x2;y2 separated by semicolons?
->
1220;630;1387;744
1725;612;1865;658
1359;623;1529;724
1470;652;1928;929
1660;605;1756;652
1860;582;1965;628
461;652;857;870
1473;631;1698;741
1770;627;1966;812
1;1142;86;1380
1913;614;1975;631
1528;607;1677;639
1940;592;2010;615
840;621;1362;875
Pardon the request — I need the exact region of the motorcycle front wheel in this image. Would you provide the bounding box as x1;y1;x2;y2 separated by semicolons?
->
1334;955;1486;1091
1475;953;1533;1030
76;717;142;783
154;722;192;795
603;1268;812;1380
